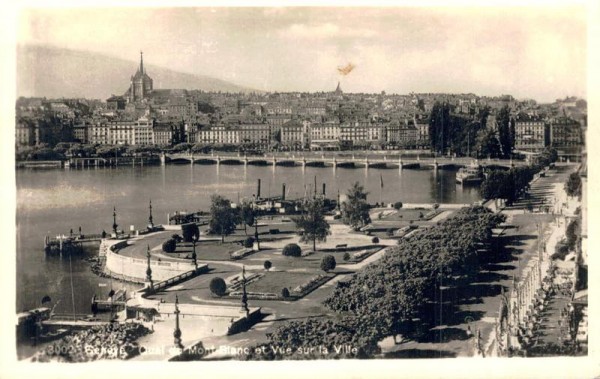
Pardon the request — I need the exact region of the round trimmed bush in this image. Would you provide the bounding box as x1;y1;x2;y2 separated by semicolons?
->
343;252;351;262
264;260;272;271
244;236;255;248
209;277;227;297
282;243;302;257
320;255;336;272
393;201;403;210
281;287;290;298
162;238;177;253
372;236;379;243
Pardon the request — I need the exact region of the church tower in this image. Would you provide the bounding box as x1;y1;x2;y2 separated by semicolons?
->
128;51;153;103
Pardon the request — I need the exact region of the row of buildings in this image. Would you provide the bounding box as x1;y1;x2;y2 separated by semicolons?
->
16;115;431;150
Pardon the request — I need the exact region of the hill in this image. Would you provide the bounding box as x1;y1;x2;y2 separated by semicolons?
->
17;45;257;99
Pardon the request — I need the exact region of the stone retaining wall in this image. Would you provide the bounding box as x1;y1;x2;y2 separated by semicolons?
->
105;248;195;282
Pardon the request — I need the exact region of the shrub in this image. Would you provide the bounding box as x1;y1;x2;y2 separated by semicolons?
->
244;236;255;248
433;203;440;210
343;252;351;262
378;212;383;220
320;255;336;272
209;277;227;297
393;202;403;210
264;260;272;271
281;287;290;298
419;212;424;219
387;229;394;237
282;243;302;257
162;238;177;253
371;236;379;243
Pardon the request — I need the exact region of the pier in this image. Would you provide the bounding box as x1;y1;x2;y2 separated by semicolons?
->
44;233;103;255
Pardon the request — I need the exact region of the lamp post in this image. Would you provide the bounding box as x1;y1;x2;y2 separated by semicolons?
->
148;199;154;228
252;198;260;250
173;294;183;349
146;245;153;290
112;206;118;235
192;240;197;269
241;266;249;317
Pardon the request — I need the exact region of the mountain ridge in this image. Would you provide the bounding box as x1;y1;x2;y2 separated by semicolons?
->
17;45;258;99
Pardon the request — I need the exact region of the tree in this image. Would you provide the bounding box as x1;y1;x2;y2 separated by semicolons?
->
281;287;290;298
181;223;200;243
393;202;403;210
565;172;582;198
429;102;451;154
497;106;514;158
209;277;227;297
162;239;176;253
282;243;302;257
321;255;336;272
264;260;272;271
209;195;237;243
343;252;351;262
341;182;371;230
239;202;256;235
294;197;331;252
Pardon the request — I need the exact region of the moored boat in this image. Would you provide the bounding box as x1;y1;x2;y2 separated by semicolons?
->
456;163;484;185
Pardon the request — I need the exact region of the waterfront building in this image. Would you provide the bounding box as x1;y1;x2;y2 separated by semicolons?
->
72;121;88;143
340;121;369;146
280;120;304;148
309;122;340;150
415;118;430;147
153;122;174;146
196;125;240;145
89;120;110;145
127;52;153;103
15;118;39;146
184;123;198;144
385;120;418;146
367;124;385;146
239;123;271;149
108;116;154;145
514;117;548;153
549;116;583;161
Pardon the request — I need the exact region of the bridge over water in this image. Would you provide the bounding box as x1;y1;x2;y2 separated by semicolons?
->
162;152;522;170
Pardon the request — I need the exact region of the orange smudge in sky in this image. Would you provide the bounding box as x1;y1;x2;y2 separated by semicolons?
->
337;63;355;76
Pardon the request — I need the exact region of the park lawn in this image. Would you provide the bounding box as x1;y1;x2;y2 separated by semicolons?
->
378;208;434;222
242;250;322;271
246;271;317;294
170;240;242;261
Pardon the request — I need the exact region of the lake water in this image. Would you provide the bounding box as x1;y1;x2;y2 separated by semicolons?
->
16;163;481;314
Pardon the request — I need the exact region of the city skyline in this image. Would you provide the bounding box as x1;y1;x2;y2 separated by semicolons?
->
18;7;586;102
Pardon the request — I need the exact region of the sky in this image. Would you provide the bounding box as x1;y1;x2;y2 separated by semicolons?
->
18;6;587;102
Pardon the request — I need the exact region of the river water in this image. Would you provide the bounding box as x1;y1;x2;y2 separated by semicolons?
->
16;163;481;314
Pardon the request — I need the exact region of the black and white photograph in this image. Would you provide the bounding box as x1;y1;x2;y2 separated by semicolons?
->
2;2;597;377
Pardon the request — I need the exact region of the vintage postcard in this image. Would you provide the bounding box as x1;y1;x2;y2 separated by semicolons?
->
2;2;597;378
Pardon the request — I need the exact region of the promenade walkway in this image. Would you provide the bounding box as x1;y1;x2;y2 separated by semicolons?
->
380;164;576;358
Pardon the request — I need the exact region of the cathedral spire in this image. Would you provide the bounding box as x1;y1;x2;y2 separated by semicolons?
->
140;51;144;74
